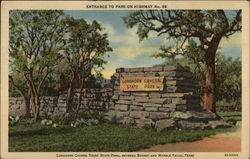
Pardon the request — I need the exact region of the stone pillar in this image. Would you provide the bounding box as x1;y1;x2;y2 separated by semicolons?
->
105;66;230;130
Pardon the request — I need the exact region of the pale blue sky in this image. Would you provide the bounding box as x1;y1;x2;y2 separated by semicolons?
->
65;10;241;79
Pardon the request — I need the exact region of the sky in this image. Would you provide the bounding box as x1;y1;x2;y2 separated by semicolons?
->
65;10;242;79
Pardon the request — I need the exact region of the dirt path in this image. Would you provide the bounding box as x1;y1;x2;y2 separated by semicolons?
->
138;127;241;152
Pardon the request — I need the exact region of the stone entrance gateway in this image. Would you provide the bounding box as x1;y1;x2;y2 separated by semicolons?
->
105;66;229;130
9;66;230;130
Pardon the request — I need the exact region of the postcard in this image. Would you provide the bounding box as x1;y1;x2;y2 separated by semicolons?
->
1;1;249;159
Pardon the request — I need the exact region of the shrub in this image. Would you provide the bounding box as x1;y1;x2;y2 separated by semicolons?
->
9;116;20;126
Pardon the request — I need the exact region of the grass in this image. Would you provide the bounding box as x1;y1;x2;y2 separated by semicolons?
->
216;101;240;107
218;111;242;122
9;118;236;152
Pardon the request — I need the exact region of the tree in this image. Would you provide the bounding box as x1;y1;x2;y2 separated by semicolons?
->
156;53;242;110
9;73;31;117
215;55;241;105
123;10;241;113
62;18;112;113
9;10;67;121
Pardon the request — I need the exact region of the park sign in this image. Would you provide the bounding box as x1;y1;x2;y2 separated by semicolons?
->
120;76;164;91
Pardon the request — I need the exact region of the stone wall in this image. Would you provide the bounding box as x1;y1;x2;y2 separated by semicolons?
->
105;66;228;130
9;66;230;130
9;88;113;117
53;88;113;116
9;97;27;117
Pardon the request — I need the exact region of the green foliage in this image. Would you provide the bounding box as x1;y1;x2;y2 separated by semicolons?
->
9;10;69;120
216;101;240;107
51;112;104;126
9;119;235;152
124;10;241;112
70;118;99;128
9;10;113;118
123;10;241;56
156;54;241;105
215;55;241;102
52;114;78;125
218;111;241;122
60;18;112;89
9;10;66;75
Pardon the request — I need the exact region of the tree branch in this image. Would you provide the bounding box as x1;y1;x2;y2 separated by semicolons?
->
9;75;27;99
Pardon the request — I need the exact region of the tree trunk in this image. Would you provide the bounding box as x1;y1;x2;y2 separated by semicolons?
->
204;59;216;113
66;77;77;113
76;78;85;113
76;91;83;114
203;36;222;113
9;75;31;117
33;95;41;121
66;86;73;113
66;73;77;113
24;97;31;117
31;93;41;121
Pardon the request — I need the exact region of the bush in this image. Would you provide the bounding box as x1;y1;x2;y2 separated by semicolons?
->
9;116;20;126
52;112;104;126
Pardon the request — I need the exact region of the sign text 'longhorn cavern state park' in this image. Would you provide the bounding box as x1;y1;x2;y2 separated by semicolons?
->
120;77;164;91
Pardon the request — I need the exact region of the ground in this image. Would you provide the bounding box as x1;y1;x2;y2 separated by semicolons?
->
9;111;241;152
138;125;241;152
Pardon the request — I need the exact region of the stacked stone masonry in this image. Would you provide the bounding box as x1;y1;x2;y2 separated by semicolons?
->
9;88;113;117
106;66;229;130
9;66;230;130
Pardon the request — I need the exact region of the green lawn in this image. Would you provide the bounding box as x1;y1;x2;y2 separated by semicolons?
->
218;111;242;122
9;119;236;152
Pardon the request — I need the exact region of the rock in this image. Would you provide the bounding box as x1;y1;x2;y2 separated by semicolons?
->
170;111;192;119
186;111;217;120
135;97;149;103
172;98;187;104
143;103;162;107
122;117;135;126
130;111;149;119
178;120;205;130
149;93;161;98
46;120;53;126
166;86;178;93
112;95;119;100
170;111;218;121
41;119;47;125
155;119;175;130
15;116;20;121
145;107;158;112
130;106;144;111
207;120;231;129
136;118;155;128
158;107;175;112
149;112;169;121
119;95;134;100
115;104;129;111
161;93;185;98
144;66;163;72
87;119;99;125
148;98;171;104
131;93;148;97
162;104;176;108
52;123;58;128
131;102;144;108
176;105;187;111
128;67;144;72
166;80;178;86
116;100;132;105
236;121;241;127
